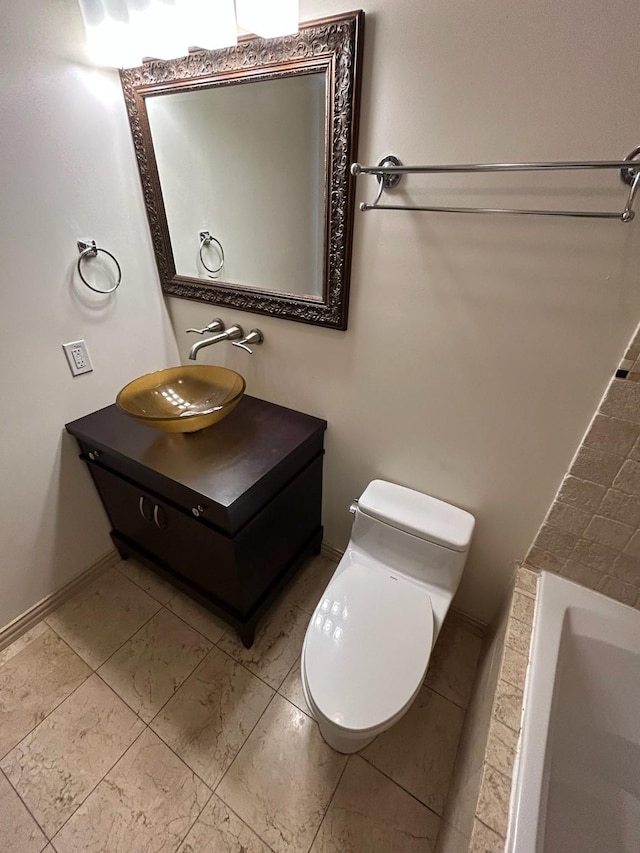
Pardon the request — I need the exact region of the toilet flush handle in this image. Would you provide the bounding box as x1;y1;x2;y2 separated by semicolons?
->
349;499;359;514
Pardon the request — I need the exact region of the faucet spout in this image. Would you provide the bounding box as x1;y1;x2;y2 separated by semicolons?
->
188;324;244;360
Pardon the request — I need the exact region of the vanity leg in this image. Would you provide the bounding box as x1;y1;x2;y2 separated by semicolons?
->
238;625;255;649
111;535;130;561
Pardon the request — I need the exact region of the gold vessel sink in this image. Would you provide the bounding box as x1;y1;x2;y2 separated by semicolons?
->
116;365;245;433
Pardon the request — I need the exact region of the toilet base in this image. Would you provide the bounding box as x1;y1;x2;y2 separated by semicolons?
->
316;720;377;754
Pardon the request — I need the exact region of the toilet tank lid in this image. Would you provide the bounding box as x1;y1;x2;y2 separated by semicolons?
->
358;480;475;552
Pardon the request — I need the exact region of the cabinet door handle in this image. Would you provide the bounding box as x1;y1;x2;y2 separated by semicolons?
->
139;496;153;521
153;504;168;530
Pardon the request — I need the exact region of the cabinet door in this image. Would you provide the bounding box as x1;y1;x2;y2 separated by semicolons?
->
88;462;241;611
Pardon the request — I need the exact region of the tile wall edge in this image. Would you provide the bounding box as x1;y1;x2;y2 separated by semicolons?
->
469;565;539;851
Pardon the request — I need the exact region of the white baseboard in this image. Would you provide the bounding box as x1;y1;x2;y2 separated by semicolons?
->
0;550;119;653
321;540;486;637
448;607;487;637
320;541;343;563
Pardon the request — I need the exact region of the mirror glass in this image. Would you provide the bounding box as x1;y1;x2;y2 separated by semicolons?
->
120;12;363;329
146;72;327;297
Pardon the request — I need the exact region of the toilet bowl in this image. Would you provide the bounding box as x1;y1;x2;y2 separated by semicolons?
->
301;479;475;753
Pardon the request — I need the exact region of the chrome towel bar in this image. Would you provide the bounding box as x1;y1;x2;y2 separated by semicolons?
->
351;147;640;222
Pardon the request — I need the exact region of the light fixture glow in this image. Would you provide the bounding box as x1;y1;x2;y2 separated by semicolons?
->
78;0;143;67
138;0;188;60
236;0;299;38
180;0;237;50
77;0;297;68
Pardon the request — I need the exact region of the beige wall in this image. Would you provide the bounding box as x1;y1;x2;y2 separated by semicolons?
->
169;0;640;622
0;1;178;628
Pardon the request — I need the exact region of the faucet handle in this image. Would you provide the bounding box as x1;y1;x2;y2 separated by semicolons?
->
231;329;264;355
186;318;225;335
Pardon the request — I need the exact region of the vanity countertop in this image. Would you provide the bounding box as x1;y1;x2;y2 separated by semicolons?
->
66;395;327;534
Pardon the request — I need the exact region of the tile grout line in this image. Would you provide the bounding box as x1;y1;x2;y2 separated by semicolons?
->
358;752;444;820
172;790;279;853
0;625;102;846
305;753;351;853
43;681;228;848
8;698;150;846
172;787;216;853
213;688;280;800
215;798;279;853
116;556;324;695
475;815;505;841
146;724;214;792
92;640;215;736
113;560;176;605
45;573;164;673
423;680;472;713
162;603;226;648
138;624;280;733
0;766;51;845
144;644;223;729
212;641;281;693
76;584;221;724
1;631;212;846
212;688;337;853
139;646;265;794
47;725;151;845
210;599;314;693
0;627;96;766
154;588;310;695
276;658;313;719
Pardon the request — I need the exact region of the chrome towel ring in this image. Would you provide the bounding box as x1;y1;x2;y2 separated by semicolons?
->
76;240;122;293
199;230;224;276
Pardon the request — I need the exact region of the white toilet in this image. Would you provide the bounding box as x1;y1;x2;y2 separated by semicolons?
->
301;479;475;754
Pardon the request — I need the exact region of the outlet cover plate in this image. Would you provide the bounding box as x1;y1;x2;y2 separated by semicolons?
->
62;340;93;376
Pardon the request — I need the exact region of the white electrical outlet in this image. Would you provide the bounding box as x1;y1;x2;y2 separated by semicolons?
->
62;340;93;376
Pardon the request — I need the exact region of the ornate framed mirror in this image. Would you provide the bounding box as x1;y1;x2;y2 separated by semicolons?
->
120;11;363;330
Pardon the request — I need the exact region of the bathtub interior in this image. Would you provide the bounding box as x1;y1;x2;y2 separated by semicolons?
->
543;608;640;853
508;573;640;853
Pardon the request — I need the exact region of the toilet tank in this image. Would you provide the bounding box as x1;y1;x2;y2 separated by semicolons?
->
350;480;475;591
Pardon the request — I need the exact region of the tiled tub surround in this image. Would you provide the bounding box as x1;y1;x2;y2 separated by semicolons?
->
0;553;483;853
436;566;537;853
526;330;640;608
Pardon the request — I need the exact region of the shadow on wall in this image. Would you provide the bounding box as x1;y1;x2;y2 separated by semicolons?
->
33;431;112;598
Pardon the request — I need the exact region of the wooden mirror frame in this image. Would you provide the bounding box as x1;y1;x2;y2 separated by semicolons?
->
120;10;363;330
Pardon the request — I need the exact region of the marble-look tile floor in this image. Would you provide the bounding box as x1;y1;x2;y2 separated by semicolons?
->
0;554;482;853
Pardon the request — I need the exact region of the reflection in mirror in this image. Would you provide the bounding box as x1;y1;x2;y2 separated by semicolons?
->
146;73;326;297
120;11;363;329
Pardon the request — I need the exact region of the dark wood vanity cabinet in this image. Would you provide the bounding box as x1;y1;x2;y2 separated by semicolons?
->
66;396;326;646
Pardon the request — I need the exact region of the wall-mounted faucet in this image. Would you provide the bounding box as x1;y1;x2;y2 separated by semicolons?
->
188;324;244;360
185;318;225;336
232;329;264;355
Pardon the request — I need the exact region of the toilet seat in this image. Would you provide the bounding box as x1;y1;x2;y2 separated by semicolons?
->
303;561;434;734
